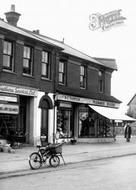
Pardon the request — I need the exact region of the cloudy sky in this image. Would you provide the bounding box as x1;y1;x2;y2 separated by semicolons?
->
1;0;136;111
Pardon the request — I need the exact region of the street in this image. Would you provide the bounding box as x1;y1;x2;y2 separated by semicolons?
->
1;155;136;190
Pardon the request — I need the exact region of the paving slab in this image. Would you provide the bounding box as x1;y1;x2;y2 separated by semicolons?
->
0;136;136;179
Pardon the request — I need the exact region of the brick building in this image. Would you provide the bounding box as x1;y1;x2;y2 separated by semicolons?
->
0;5;133;145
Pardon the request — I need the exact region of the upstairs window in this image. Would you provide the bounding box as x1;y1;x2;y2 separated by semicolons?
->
41;51;50;78
80;65;86;89
58;61;65;84
3;40;14;71
98;71;104;93
23;46;33;75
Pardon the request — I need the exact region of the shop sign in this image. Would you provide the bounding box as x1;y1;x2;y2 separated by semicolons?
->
0;94;17;102
59;102;72;108
0;83;37;97
0;104;19;114
56;94;119;108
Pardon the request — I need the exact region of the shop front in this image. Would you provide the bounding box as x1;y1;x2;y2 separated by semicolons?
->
55;94;133;143
56;101;74;139
0;83;38;145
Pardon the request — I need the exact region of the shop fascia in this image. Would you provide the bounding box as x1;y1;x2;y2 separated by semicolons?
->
0;83;38;114
0;83;38;97
56;94;119;108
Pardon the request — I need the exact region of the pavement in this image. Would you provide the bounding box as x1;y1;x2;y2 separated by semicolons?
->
1;136;136;179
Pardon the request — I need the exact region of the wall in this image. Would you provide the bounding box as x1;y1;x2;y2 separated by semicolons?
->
87;66;98;93
0;30;55;93
105;71;111;95
67;61;80;89
57;55;112;97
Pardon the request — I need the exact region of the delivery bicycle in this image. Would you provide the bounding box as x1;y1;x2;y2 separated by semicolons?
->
29;142;65;170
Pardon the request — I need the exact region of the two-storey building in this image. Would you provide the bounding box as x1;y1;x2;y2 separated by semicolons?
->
0;5;133;145
0;5;63;145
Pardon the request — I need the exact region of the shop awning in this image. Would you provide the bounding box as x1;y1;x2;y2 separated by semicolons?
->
89;105;136;121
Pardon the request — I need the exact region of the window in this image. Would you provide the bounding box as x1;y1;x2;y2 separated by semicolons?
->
41;51;50;78
98;71;104;93
57;109;74;138
58;61;65;84
80;65;86;89
23;46;33;75
3;40;14;71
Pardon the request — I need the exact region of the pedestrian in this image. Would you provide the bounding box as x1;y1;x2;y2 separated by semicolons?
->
56;127;64;143
124;124;132;142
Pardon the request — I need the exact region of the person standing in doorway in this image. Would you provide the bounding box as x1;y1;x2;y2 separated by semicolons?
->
124;124;132;142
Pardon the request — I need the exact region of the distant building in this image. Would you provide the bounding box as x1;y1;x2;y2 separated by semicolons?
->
0;5;134;145
127;94;136;119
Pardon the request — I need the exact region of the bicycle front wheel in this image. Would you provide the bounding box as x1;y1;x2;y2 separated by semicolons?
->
29;152;42;170
49;155;60;167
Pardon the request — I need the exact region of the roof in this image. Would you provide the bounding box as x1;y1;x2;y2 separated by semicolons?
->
0;19;61;49
127;94;136;106
93;57;117;70
25;30;103;66
0;19;117;70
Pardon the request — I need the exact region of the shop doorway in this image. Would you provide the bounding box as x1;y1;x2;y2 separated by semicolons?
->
18;96;27;142
41;109;48;140
39;94;53;143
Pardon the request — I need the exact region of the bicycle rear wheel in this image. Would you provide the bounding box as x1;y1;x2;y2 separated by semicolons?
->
29;152;42;170
49;155;60;167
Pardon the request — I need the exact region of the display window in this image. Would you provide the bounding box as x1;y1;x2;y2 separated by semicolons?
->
57;108;74;138
78;105;114;138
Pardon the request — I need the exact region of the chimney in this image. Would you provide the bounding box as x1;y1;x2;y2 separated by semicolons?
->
33;29;40;34
5;5;21;26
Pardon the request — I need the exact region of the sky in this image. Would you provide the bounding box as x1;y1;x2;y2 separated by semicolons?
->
1;0;136;112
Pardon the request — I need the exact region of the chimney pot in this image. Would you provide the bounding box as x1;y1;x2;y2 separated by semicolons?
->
33;30;40;34
11;4;15;12
5;5;21;26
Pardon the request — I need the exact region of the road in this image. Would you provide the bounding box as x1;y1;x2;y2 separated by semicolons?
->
1;155;136;190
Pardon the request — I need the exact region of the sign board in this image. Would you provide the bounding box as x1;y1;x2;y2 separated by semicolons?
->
0;104;19;114
0;93;17;102
59;101;72;108
0;83;38;97
56;94;119;108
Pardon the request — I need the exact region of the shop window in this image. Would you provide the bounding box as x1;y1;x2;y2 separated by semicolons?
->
0;115;18;140
58;61;66;85
57;109;73;138
97;117;113;137
79;105;90;137
3;40;14;71
41;51;50;79
78;105;114;138
80;65;86;89
23;45;33;75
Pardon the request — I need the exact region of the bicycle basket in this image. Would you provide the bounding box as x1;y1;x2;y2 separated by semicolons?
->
49;144;62;154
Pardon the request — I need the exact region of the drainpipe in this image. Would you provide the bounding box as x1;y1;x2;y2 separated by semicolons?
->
53;94;56;144
52;51;59;144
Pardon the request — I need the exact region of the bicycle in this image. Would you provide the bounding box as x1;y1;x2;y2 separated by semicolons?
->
29;142;65;170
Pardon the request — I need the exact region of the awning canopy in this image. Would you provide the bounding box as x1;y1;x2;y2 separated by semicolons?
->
89;105;136;121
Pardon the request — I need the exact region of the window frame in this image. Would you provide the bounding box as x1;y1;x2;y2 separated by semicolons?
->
3;40;14;72
98;70;104;93
58;61;66;85
41;51;50;79
80;65;86;89
23;45;33;76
